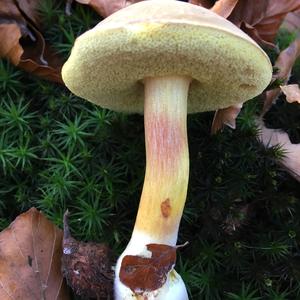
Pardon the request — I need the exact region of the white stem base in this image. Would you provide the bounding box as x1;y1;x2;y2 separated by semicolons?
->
114;231;189;300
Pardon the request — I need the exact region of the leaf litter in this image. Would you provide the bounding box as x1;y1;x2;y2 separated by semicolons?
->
0;0;63;83
0;208;69;300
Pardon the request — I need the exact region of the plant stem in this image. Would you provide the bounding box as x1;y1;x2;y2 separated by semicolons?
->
132;75;191;246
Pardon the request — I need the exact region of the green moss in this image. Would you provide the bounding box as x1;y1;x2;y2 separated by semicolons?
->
0;2;300;299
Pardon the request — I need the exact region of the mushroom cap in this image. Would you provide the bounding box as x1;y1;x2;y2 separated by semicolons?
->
62;0;272;114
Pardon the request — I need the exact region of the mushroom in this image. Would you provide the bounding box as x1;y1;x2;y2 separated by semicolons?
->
62;1;272;299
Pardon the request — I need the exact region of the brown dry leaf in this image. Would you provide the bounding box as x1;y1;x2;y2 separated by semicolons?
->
68;0;142;17
280;84;300;103
0;207;70;300
120;244;178;294
263;37;300;113
228;0;300;46
257;119;300;182
16;0;40;25
210;0;239;18
282;10;300;31
189;0;213;8
0;0;63;83
62;211;113;299
189;0;238;17
211;103;243;134
0;23;23;65
190;0;300;46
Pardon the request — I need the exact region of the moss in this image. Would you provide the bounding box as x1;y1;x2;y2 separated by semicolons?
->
0;2;300;299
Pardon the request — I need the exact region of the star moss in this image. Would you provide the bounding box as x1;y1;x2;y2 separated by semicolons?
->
0;2;299;299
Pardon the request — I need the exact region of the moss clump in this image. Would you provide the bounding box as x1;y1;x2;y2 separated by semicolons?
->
0;2;299;299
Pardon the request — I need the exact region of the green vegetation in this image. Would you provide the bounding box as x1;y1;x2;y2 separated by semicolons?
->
0;2;299;299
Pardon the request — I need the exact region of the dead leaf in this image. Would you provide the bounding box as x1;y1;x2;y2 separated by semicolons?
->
257;119;300;182
282;10;300;31
228;0;300;46
263;37;300;113
16;0;40;25
0;23;23;65
62;211;113;299
190;0;300;46
188;0;238;18
210;0;239;18
120;244;180;294
211;103;243;134
68;0;299;45
0;0;63;83
280;84;300;103
188;0;214;8
0;207;70;300
67;0;142;17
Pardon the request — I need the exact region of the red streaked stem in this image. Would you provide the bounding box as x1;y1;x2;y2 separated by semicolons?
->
132;75;191;245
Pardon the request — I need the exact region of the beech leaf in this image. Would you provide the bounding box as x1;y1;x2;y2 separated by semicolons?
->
280;84;300;103
263;37;300;114
120;244;178;294
211;103;243;134
0;0;63;83
257;119;300;182
0;207;70;300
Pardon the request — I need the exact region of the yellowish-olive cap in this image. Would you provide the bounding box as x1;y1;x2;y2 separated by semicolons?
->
62;0;272;114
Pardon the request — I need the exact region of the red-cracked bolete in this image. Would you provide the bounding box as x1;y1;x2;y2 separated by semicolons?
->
62;1;272;299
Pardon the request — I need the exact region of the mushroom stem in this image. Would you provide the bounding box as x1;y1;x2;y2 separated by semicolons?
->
133;75;191;246
115;76;191;300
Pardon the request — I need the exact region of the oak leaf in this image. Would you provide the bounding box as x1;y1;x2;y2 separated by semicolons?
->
0;0;63;83
257;119;300;182
0;207;70;300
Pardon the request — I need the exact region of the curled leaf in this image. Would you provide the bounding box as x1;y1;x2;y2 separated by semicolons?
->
190;0;300;46
257;119;300;182
263;37;300;113
0;208;69;300
228;0;300;46
16;0;40;25
211;103;243;134
0;23;23;65
280;84;300;103
0;0;63;83
62;211;113;299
